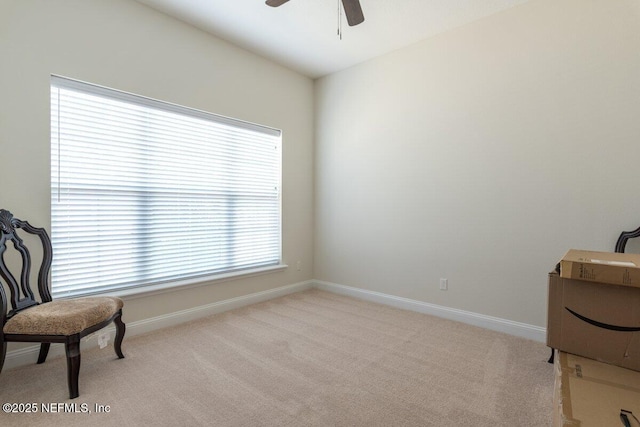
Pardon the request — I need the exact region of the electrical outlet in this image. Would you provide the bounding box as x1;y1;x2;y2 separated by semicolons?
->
296;261;301;271
439;278;448;291
98;332;109;349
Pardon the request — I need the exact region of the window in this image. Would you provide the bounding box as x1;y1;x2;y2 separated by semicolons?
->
50;76;282;298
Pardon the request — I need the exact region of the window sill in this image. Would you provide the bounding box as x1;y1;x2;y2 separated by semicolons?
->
55;264;289;301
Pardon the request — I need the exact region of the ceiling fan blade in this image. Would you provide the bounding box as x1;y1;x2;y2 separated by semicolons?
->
341;0;365;26
265;0;290;7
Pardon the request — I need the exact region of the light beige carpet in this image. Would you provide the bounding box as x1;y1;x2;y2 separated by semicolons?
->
0;289;553;426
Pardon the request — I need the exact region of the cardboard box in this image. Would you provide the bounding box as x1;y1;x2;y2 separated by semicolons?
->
547;271;640;371
560;249;640;287
553;351;640;426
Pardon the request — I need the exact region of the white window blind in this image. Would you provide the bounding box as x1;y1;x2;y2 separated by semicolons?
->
50;76;282;297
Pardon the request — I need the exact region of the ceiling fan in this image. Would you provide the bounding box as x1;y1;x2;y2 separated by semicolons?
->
266;0;365;27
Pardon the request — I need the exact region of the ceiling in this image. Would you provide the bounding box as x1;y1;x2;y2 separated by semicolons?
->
134;0;532;79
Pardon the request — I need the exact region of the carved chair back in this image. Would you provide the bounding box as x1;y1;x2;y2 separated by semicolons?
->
0;209;53;327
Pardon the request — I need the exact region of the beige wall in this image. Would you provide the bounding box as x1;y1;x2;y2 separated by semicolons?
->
314;0;640;327
0;0;314;329
3;0;640;350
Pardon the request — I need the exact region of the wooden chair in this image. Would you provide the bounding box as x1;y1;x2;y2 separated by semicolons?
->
615;225;640;253
0;209;125;399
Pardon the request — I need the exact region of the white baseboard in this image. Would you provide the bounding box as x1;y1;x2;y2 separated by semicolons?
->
2;280;313;371
313;280;547;343
3;278;546;371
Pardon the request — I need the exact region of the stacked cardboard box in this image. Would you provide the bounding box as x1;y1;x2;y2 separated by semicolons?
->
547;249;640;371
553;352;640;426
559;249;640;287
548;249;640;425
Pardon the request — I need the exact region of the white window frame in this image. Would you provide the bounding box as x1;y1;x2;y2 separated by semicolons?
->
50;76;284;298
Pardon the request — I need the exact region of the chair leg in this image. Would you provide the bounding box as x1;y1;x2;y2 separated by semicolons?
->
65;340;81;399
37;343;51;364
547;348;555;364
0;341;6;373
113;310;126;359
